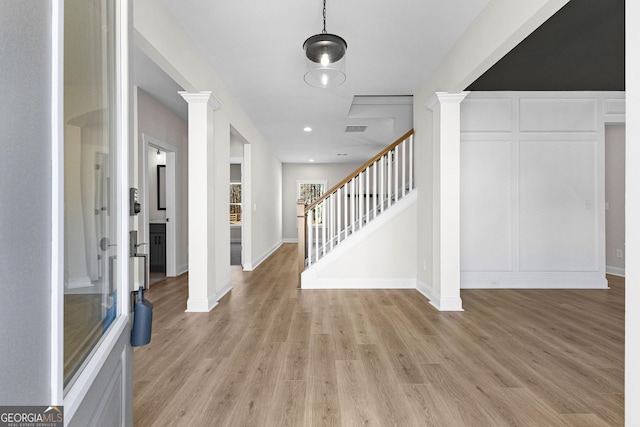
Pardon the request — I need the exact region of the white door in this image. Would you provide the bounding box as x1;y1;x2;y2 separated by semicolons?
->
62;0;134;424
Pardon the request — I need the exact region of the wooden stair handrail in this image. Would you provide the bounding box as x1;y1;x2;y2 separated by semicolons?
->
304;129;414;214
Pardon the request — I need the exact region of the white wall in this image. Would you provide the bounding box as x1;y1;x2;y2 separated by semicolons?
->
249;137;283;267
231;134;244;157
605;124;625;275
281;162;363;241
460;92;624;288
134;0;283;273
0;0;53;403
136;88;189;273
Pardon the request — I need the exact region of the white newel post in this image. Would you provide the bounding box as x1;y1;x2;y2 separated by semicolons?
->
180;91;222;312
426;92;468;311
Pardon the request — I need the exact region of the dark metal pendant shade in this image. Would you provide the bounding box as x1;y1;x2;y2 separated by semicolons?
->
303;33;347;64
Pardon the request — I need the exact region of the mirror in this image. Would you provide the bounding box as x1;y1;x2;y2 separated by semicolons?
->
157;165;166;210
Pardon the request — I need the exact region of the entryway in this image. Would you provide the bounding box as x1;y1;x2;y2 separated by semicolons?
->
142;134;179;284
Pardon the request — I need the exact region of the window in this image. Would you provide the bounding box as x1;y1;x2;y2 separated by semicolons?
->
230;183;242;224
298;180;327;225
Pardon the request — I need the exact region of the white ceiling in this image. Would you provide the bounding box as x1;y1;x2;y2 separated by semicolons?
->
134;0;490;163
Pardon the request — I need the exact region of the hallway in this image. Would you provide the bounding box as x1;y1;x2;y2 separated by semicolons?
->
133;243;624;426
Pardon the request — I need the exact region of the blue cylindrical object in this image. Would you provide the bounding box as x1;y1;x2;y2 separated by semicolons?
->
131;287;153;347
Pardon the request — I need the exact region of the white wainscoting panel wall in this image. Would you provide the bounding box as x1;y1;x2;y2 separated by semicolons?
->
460;92;625;289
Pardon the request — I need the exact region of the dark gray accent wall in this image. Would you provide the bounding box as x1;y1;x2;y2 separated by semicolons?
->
0;0;52;404
467;0;625;91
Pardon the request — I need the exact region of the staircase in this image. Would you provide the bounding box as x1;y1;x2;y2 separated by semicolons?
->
297;130;415;283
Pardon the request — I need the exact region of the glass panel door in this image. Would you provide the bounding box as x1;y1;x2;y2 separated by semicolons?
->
63;0;119;389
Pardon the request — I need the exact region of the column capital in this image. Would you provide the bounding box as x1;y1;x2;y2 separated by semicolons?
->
425;91;469;110
179;91;222;110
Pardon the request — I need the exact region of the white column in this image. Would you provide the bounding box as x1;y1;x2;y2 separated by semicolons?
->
626;1;640;424
426;92;468;311
179;91;222;312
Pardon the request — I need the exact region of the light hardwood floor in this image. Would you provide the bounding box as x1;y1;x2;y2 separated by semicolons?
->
133;243;624;426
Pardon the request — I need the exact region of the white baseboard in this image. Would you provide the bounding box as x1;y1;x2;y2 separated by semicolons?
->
416;279;433;301
217;281;233;301
185;291;218;312
245;240;282;271
461;276;609;289
65;277;93;289
176;263;188;276
301;278;416;289
282;238;297;243
606;266;626;277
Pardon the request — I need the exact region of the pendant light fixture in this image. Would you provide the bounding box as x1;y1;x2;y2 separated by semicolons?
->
303;0;347;88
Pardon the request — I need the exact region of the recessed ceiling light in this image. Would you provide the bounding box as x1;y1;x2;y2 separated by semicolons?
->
304;126;312;132
309;159;315;162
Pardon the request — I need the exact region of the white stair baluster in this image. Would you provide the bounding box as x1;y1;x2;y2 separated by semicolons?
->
394;146;399;202
318;199;327;256
307;208;312;266
314;204;319;262
358;172;364;230
409;134;414;191
350;179;355;235
344;184;348;237
337;188;342;244
330;193;334;250
402;140;406;197
380;158;385;214
387;152;392;210
366;167;370;224
373;161;378;218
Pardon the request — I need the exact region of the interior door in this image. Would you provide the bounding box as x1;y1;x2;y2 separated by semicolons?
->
62;0;133;424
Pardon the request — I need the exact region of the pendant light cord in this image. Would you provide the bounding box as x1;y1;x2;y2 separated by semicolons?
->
322;0;327;34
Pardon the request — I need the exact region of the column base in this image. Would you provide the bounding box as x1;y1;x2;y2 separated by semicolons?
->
429;295;464;312
185;293;218;312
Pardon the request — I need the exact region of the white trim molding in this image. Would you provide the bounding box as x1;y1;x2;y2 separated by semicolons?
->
178;91;222;110
176;263;188;276
429;294;464;312
459;92;624;290
416;280;433;301
416;280;464;312
303;278;416;290
186;280;232;312
245;240;283;271
606;266;625;277
461;276;609;289
216;282;233;301
186;292;218;312
426;91;470;110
